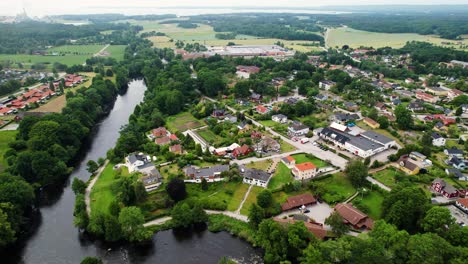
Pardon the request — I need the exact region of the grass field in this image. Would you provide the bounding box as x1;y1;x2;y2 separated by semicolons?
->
0;54;92;68
102;45;127;61
49;45;105;54
0;130;17;173
291;153;328;168
240;185;264;215
351;191;385;219
186;181;249;212
327;27;468;49
197;128;224;146
165;112;203;132
245;159;272;171
314;173;356;204
90;163;130;215
371;168;403;189
268;163;294;190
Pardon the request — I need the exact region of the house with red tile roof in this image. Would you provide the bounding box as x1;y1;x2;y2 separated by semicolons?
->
448;89;464;100
416;91;438;103
281;156;296;167
256;105;269;114
152;127;169;138
169;134;179;141
274;217;327;240
0;107;14;116
232;144;252;158
455;197;468;213
281;193;317;211
334;203;374;230
169;144;182;154
155;136;171;145
291;162;318;180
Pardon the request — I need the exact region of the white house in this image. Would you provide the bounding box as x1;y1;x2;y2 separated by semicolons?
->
291;162;318;180
288;121;309;137
319;80;336;91
241;167;271;188
126;153;148;173
432;132;446;147
125;153;161;192
272;114;288;124
444;148;464;159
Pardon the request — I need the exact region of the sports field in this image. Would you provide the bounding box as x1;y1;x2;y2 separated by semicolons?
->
327;27;468;49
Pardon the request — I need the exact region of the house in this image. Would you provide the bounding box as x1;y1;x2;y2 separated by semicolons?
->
126;153;148;173
291;162;318;180
232;144;252;158
374;102;387;112
169;144;183;154
256;136;280;153
450;60;468;69
241;167;271;187
447;157;467;170
287;121;309;137
416;91;438;104
407;101;425;112
212;109;226;118
382;113;396;122
281;156;296;167
434;122;448;132
319;80;336;90
211;143;240;156
410;151;427;162
363;117;380;129
397;155;420;175
405;78;415;84
155;136;171;145
236;65;260;78
152;127;169;138
224;114;237;123
250;93;262;102
237;121;251;133
334;203;374;230
184;165;229;183
125;153;161;191
431;178;459;198
281;193;317;211
314;94;328;101
256;105;269;114
425;86;448;96
444;148;464;159
272;114;288;124
448;89;464;100
455;198;468;213
445;168;464;179
285;97;300;105
0;107;14;116
273;217;327;240
344;101;359;111
169;134;179;141
392;98;401;106
432;132;446;147
140;170;162;192
332;113;360;125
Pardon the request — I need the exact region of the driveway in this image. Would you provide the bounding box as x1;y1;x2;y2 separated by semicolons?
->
370;148;397;163
277;201;334;225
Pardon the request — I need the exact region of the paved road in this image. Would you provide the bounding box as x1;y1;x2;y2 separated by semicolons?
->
85;160;109;215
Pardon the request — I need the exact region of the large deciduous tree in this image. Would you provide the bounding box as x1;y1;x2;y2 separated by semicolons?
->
166;178;187;202
395;105;413;130
345;159;368;188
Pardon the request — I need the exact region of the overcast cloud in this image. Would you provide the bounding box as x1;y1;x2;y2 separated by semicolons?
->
1;0;467;16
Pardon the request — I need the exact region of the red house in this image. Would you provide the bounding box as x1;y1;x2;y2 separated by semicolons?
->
281;193;317;211
232;144;252;158
431;178;459;198
152;127;168;138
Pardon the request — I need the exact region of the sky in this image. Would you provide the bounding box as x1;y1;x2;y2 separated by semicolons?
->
1;0;467;17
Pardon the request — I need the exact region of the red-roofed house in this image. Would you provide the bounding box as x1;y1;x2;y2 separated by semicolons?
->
236;65;260;74
292;162;318;180
281;156;296;167
335;203;374;230
448;89;464;100
232;144;252;158
155;136;171;145
152;127;168;138
455;197;468;213
169;144;182;154
169;134;179;141
0;107;14;116
274;217;327;240
416;91;438;103
281;193;317;211
256;105;269;114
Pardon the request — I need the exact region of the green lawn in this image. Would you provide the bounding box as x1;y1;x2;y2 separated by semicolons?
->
165;111;203;132
371;168;403;189
246;160;272;171
259;120;278;127
314;173;356;204
0;54;93;68
186;181;249;212
90;163;130;215
49;45;105;54
103;45;127;61
240;186;264;215
351;191;385;220
268;163;294;190
197;128;224;146
0;130;17;172
291;153;328;168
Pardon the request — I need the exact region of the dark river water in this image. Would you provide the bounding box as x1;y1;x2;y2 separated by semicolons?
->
7;79;261;264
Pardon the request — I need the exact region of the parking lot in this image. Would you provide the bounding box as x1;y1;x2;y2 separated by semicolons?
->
446;205;468;226
278;201;334;225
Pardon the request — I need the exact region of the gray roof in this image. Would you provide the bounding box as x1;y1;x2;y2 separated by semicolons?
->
432;132;443;139
433;178;458;194
334;113;359;121
141;169;162;185
361;131;394;145
185;165;230;179
243;168;271;182
272;114;287;119
446;168;463;178
446;148;464;155
320;127;384;151
289;121;308;131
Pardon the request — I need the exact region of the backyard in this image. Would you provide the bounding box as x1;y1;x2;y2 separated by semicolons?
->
186;181;250;212
371;168;403;189
196;128;224;146
313;173;356;205
0;130;17;173
291;153;329;168
351;190;386;220
165;111;203;132
239;185;264;215
268;163;294;190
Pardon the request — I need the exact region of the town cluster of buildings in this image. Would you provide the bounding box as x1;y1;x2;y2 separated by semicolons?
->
0;68;50;85
177;45;295;60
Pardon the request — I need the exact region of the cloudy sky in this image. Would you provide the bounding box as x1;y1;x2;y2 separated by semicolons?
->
1;0;467;17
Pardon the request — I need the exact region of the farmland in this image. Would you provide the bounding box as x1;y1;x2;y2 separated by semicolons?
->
165;111;203;132
327;27;468;49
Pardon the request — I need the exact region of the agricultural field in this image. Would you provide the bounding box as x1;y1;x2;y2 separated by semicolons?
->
0;130;17;173
268;163;294;190
0;54;91;68
48;45;105;54
291;153;329;168
90;163;131;214
327;27;468;49
101;45;127;61
165;111;203;132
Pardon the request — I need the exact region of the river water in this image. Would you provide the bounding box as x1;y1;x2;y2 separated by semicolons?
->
8;79;261;264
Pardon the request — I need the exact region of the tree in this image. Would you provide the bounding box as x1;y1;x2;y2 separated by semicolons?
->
118;206;151;242
201;178;208;191
233;81;251;98
133;180;147;203
456;106;463;116
368;220;410;263
166;178;187;202
421;206;455;236
106;69;114;77
377;116;389;129
257;219;288;263
73;194;88;230
104;215;122;242
395;105;413;130
248;203;264;228
192;202;208;224
345;159;368;188
287;222;313;259
382;186;429;233
257;189;273;208
72;178;87;194
171;203;193;228
80;257;103;264
407;233;453;264
0;207;15;247
325;212;349;237
86;160;99;174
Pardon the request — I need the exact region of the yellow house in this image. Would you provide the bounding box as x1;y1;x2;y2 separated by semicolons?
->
397;156;420;175
363;117;380;129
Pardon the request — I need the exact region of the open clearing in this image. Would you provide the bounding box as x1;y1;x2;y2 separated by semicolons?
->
0;130;17;172
165;112;203;132
100;45;127;61
186;181;250;212
268;163;294;190
351;191;385;220
313;172;356;205
49;45;105;54
327;27;468;49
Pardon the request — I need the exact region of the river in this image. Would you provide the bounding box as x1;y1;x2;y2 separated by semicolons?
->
7;79;261;264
